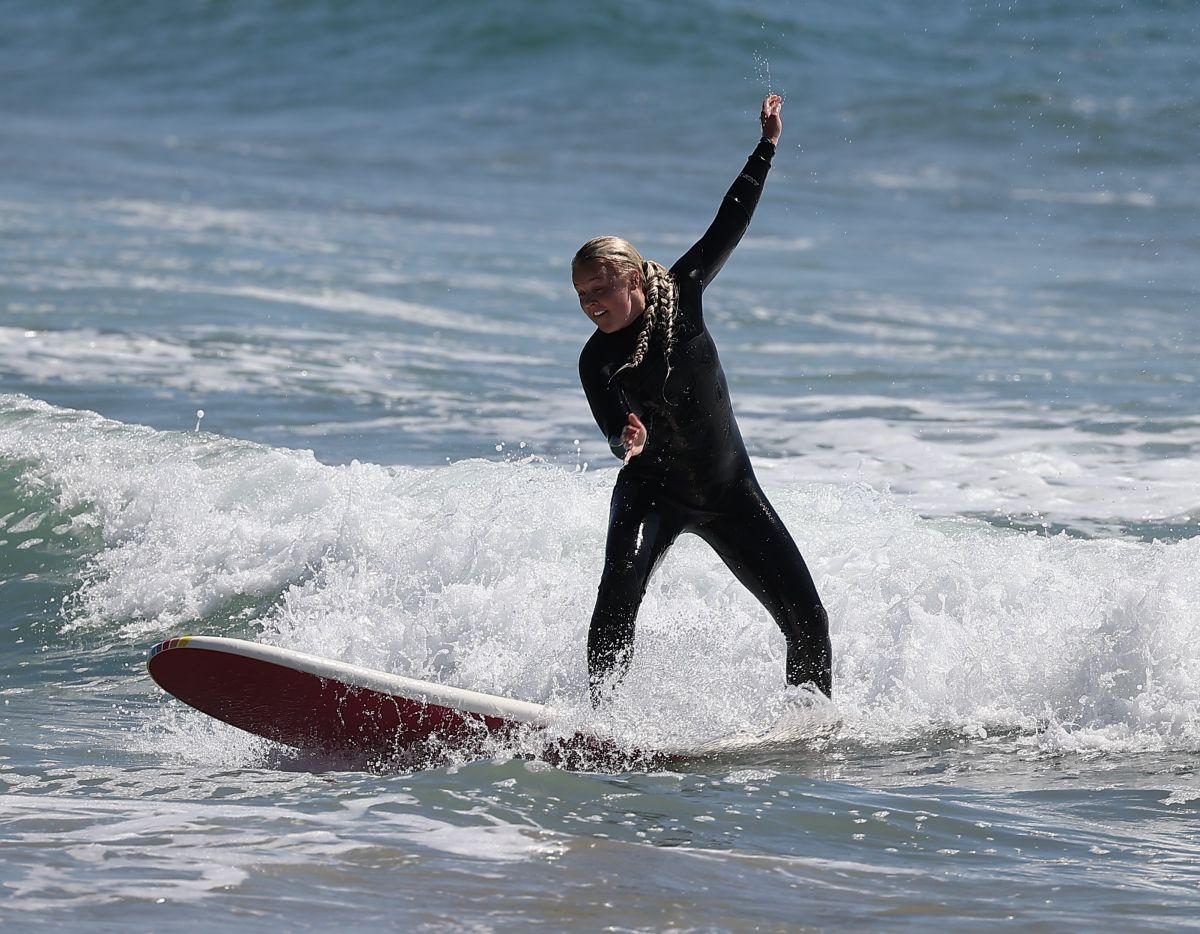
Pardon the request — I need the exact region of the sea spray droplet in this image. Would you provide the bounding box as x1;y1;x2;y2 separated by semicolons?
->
753;50;774;95
194;409;205;432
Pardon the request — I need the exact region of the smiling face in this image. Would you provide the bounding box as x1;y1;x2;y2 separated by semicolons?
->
572;261;646;334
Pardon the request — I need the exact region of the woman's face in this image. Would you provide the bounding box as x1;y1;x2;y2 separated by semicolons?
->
573;261;646;334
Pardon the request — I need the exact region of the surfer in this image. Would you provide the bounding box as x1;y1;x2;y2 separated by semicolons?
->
574;94;831;707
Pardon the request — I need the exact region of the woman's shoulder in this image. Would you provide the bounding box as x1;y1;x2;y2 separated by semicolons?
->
668;261;705;310
669;256;702;283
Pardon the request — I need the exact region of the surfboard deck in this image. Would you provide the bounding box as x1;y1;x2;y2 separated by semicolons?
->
147;636;652;768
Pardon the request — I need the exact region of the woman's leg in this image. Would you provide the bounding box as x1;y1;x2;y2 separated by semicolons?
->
588;473;685;705
694;477;832;696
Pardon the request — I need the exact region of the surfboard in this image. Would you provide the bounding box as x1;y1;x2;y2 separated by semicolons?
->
146;635;633;767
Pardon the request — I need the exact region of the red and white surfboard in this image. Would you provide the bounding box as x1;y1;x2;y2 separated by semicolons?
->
148;636;548;753
147;636;638;766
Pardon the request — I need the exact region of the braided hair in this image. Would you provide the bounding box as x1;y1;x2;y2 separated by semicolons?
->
571;236;678;387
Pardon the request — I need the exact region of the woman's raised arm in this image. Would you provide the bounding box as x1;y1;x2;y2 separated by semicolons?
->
670;95;783;289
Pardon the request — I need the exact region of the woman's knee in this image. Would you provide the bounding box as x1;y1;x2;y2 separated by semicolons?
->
596;556;644;602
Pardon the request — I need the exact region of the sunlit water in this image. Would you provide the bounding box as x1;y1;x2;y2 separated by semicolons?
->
2;0;1198;928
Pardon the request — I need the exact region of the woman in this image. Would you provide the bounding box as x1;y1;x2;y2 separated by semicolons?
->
573;94;831;707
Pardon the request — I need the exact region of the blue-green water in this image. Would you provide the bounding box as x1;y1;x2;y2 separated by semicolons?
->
2;1;1199;928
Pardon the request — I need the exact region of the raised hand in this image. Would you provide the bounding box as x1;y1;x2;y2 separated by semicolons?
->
621;412;647;464
760;94;783;145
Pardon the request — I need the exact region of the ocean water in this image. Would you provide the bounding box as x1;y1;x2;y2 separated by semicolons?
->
2;0;1199;928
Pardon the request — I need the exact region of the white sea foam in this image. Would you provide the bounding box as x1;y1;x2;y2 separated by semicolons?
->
2;397;1199;760
0;792;558;910
735;392;1200;532
1069;95;1137;118
861;166;961;192
98;198;273;235
362;269;564;300
1010;188;1156;208
0;325;549;405
207;284;528;336
4;308;1195;533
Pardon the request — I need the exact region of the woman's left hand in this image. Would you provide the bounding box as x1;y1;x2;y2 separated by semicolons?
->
621;412;647;464
760;94;782;146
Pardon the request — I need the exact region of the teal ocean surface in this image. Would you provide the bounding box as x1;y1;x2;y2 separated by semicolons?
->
2;1;1198;928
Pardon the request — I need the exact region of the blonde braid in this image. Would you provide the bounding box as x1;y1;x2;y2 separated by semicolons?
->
644;260;678;386
615;297;656;378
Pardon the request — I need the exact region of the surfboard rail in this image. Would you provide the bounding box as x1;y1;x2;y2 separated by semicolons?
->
148;635;550;754
147;635;675;769
149;636;549;723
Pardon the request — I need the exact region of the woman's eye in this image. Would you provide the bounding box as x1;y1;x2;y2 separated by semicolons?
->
577;283;615;305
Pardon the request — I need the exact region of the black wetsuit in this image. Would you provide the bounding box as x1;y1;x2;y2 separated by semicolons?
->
578;138;832;705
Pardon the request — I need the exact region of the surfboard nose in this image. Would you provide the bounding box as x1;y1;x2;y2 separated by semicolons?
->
145;636;535;756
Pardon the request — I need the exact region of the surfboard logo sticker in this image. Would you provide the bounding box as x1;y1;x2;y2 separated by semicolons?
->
148;636;192;660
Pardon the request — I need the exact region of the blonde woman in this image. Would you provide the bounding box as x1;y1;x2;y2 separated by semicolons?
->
573;95;831;707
